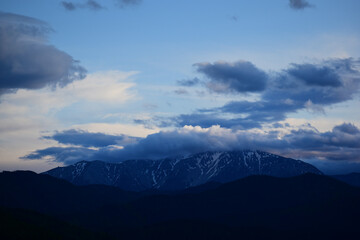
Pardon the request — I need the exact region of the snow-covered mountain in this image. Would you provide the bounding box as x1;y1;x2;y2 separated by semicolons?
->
43;150;322;191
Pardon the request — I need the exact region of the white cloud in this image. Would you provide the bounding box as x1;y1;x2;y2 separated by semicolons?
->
71;122;159;138
0;70;139;172
67;70;138;103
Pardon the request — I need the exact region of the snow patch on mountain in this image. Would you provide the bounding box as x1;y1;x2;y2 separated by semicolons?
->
43;150;323;191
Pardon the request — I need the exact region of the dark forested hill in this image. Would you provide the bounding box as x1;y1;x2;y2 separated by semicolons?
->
1;170;360;239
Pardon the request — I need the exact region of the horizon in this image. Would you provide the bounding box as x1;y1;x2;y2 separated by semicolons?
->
3;149;358;176
1;0;360;175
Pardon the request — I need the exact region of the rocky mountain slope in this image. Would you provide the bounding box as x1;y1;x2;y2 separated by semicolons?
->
44;150;322;191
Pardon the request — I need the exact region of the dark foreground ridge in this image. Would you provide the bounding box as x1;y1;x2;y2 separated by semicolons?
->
44;150;322;191
1;170;360;239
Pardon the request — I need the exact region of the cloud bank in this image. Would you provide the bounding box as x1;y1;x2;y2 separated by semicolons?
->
172;58;360;129
0;12;86;95
289;0;313;10
194;61;268;93
23;123;360;165
43;129;139;147
20;56;360;173
61;0;142;11
61;1;104;11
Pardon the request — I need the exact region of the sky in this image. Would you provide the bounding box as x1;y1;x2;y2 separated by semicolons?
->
1;0;360;174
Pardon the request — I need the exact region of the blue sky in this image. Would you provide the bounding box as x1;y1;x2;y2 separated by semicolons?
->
1;0;360;174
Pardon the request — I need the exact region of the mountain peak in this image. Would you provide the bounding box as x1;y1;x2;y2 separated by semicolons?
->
44;150;322;191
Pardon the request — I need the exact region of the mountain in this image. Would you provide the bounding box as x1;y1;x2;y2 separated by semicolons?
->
331;172;360;187
44;150;322;191
111;174;360;239
0;171;139;217
1;171;360;239
0;207;110;240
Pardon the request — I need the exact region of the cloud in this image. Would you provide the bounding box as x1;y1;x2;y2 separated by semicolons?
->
0;70;137;136
194;61;268;93
276;123;360;162
284;123;360;150
174;89;188;95
85;0;104;10
23;123;360;166
61;1;76;10
286;63;342;87
112;125;242;160
115;0;142;8
230;16;238;22
0;12;86;95
61;0;141;11
289;0;313;10
263;59;360;106
333;122;360;135
24;125;244;164
71;122;158;138
170;98;301;130
0;70;137;127
65;70;137;103
173;113;262;130
61;1;104;11
165;58;360;129
176;77;200;87
0;69;140;171
43;129;139;147
219;100;298;123
23;147;96;164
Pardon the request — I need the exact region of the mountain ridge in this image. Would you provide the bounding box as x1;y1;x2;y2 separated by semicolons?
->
331;172;360;187
1;170;360;239
44;150;322;191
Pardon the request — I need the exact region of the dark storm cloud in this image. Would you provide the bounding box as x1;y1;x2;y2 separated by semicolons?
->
333;123;360;135
172;99;296;130
22;147;96;165
285;123;360;150
287;63;342;87
194;61;268;93
289;0;313;10
167;58;360;129
274;123;360;163
24;127;246;163
177;77;200;87
43;129;139;147
23;123;360;166
219;100;298;121
61;1;104;11
0;12;86;95
61;1;76;10
262;59;360;106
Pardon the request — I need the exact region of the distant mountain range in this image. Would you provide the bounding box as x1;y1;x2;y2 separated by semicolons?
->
331;172;360;187
3;150;359;239
1;170;360;239
44;150;323;191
